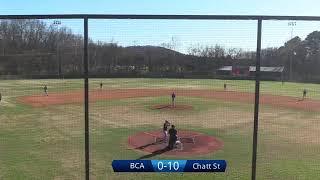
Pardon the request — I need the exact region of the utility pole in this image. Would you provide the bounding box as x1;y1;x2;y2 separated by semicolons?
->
0;35;4;56
57;43;62;77
289;52;292;81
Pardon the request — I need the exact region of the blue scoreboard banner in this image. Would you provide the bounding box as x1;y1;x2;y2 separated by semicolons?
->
112;160;226;172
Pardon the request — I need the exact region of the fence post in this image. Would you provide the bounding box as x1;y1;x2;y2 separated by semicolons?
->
251;18;262;180
83;16;90;180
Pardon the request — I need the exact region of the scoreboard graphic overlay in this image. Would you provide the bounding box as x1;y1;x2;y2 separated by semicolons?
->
112;160;227;172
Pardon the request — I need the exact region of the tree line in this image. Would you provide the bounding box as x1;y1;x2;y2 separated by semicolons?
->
1;19;320;82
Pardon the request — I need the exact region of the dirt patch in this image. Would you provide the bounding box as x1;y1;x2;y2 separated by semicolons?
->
150;104;193;111
17;89;320;112
128;130;223;157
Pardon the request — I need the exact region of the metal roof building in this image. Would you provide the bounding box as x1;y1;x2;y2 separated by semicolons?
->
216;66;285;80
218;66;284;72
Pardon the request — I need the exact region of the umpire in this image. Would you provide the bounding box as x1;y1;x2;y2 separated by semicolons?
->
168;125;177;150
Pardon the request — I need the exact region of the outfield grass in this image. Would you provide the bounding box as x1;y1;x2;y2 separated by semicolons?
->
1;78;320;98
1;78;320;179
90;78;320;99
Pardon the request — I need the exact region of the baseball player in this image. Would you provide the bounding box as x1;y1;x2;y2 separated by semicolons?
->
302;89;307;100
44;85;48;96
100;82;103;89
163;120;170;143
168;125;178;150
171;92;176;108
0;92;2;102
224;83;227;91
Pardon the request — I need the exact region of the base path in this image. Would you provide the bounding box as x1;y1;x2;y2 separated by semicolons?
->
128;130;223;157
18;89;320;111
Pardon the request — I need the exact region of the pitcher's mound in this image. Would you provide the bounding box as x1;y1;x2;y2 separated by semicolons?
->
150;104;193;110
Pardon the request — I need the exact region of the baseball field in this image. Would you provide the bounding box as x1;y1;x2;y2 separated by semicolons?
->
1;78;320;180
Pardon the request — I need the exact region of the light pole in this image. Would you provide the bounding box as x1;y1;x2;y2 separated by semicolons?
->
53;20;61;26
288;21;296;39
289;51;297;81
53;20;62;77
288;21;296;81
